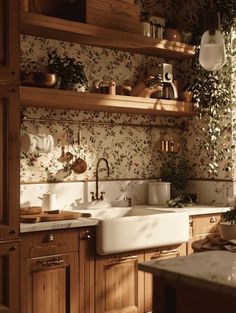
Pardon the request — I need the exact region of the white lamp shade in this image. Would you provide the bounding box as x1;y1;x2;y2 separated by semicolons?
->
199;30;226;71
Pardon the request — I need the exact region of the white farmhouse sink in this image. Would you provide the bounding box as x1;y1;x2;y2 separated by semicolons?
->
77;206;189;255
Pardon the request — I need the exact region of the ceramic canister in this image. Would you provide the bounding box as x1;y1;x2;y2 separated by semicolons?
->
148;182;171;205
42;193;56;211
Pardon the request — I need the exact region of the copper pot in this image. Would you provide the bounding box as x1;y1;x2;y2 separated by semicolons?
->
21;71;58;88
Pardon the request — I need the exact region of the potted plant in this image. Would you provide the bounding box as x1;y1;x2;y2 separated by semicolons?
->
219;209;236;240
47;50;88;91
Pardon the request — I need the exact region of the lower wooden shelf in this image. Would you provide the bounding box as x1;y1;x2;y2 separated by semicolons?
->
20;86;194;116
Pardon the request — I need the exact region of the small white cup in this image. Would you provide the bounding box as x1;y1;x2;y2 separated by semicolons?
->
42;193;56;211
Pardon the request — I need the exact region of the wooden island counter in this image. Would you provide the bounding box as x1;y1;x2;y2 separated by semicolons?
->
139;250;236;313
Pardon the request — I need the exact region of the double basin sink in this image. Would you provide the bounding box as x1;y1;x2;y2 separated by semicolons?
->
77;206;189;255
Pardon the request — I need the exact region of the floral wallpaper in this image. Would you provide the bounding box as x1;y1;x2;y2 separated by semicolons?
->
20;105;187;183
20;0;236;184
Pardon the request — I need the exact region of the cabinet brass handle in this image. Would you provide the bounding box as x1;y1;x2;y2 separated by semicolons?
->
43;233;54;242
41;259;64;266
104;255;138;267
82;230;91;240
210;217;217;223
150;249;180;259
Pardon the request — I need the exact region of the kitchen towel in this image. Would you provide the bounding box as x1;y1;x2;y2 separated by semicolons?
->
21;133;54;153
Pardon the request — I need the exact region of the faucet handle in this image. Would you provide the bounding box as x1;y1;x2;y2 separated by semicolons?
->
90;192;95;201
99;192;105;200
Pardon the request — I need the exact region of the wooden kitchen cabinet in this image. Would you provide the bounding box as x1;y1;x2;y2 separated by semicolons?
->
78;227;95;313
0;85;19;239
144;244;186;313
20;230;79;313
95;251;145;313
0;0;20;83
0;241;19;313
187;213;222;254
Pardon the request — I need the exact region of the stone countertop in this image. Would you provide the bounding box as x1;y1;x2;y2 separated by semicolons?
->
135;204;231;216
20;205;231;233
20;217;98;233
138;250;236;297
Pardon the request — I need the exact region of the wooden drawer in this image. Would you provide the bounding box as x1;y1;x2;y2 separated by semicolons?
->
20;229;78;258
192;214;222;236
145;243;186;261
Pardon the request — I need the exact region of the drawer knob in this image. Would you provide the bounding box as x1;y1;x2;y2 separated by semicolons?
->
43;234;54;242
210;217;217;223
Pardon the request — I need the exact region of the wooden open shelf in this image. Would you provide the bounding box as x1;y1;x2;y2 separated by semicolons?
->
21;12;195;60
20;86;194;116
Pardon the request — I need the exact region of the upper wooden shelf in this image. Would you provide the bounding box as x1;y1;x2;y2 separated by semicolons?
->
20;86;193;117
21;12;195;60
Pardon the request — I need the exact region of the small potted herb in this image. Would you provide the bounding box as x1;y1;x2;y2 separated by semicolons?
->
47;50;88;91
219;209;236;240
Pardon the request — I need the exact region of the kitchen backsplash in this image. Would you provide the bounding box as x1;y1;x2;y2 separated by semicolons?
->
20;179;234;210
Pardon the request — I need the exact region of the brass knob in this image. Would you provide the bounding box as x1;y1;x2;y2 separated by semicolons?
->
43;233;54;242
82;230;91;240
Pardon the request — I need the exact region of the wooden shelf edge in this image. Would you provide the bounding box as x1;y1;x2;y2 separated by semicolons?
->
20;86;194;117
21;12;195;60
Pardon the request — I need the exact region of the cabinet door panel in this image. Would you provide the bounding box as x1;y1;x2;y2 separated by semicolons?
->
0;241;19;313
21;252;78;313
32;267;66;313
0;0;19;83
96;252;144;313
0;85;19;239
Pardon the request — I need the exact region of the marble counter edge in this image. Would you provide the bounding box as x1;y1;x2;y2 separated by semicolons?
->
138;251;236;298
20;217;98;233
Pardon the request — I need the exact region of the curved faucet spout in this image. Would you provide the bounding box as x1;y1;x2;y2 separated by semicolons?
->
92;158;110;201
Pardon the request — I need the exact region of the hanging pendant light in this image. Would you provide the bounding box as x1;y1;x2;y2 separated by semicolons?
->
199;10;226;71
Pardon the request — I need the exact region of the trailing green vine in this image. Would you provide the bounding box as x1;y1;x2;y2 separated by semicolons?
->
191;0;236;177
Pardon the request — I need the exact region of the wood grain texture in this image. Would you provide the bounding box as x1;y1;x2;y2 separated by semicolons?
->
0;84;20;239
78;227;95;313
95;251;144;313
20;229;78;258
21;252;78;313
20;86;194;117
86;0;140;34
20;12;195;60
0;0;20;83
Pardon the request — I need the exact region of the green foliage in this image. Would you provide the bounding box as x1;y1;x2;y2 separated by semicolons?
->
191;0;236;177
160;156;191;191
47;50;88;89
221;209;236;225
167;195;195;208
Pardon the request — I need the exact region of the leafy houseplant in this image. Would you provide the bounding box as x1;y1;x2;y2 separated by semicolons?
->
160;156;191;193
221;209;236;225
191;0;236;177
47;50;88;91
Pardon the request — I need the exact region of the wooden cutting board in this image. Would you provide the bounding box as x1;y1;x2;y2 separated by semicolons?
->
20;211;91;223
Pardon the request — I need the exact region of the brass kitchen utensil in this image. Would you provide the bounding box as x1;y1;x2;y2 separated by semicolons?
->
57;131;73;163
71;130;87;174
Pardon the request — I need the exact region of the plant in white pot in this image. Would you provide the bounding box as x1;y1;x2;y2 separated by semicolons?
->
219;209;236;240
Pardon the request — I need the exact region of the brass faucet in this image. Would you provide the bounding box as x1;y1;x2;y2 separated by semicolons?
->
91;158;110;201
